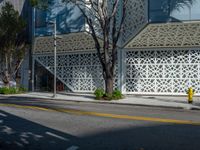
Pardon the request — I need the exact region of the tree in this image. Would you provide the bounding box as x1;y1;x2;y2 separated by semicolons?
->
61;0;128;95
62;0;194;95
30;0;127;95
0;2;27;87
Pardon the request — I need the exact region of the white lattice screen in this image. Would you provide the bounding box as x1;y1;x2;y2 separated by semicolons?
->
125;48;200;95
34;52;119;92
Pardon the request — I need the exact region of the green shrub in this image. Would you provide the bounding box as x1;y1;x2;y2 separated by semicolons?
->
112;89;123;100
0;87;17;94
94;88;105;100
0;87;9;94
9;87;18;94
18;86;27;93
104;93;113;100
0;86;27;94
94;88;123;100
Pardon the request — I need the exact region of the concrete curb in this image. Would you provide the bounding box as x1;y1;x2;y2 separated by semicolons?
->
1;94;200;111
56;99;200;111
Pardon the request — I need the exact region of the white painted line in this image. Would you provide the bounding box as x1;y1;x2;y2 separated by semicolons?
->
0;112;7;117
66;145;79;150
46;132;69;141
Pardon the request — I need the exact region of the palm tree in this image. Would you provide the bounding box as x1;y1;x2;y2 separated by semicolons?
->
169;0;196;12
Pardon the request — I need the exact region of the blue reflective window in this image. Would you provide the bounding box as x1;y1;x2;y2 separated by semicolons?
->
34;1;85;37
35;10;47;28
190;1;200;20
149;0;171;22
149;0;200;23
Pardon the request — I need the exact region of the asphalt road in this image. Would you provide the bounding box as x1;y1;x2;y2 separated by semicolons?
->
0;96;200;150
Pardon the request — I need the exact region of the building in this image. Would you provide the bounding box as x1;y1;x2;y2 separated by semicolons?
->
6;0;200;95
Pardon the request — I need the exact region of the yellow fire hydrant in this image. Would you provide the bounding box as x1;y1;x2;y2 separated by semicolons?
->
187;87;194;104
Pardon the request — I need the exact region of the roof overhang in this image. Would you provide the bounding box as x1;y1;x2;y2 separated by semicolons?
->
33;32;103;54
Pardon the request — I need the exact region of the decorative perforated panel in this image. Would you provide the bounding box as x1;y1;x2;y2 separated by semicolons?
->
122;0;148;45
125;49;200;94
33;32;103;54
126;22;200;48
34;52;118;92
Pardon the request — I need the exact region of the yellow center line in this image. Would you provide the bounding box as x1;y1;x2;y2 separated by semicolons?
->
0;103;200;126
0;103;54;112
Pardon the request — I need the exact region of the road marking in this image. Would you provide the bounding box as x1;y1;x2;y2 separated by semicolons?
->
0;112;7;117
57;108;200;126
0;103;200;126
46;132;69;141
0;103;54;112
66;146;79;150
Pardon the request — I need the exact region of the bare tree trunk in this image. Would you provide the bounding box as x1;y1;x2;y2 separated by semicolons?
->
104;61;114;95
105;76;114;95
3;70;10;87
3;54;10;87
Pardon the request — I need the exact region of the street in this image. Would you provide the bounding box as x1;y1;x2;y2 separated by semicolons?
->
0;96;200;150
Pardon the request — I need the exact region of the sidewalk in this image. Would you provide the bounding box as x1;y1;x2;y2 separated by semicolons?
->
2;92;200;110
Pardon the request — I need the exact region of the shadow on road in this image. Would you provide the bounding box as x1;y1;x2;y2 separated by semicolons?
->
0;110;78;150
0;99;200;150
0;96;88;109
80;123;200;150
0;96;57;105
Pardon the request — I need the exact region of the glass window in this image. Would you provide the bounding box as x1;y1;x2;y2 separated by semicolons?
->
149;0;171;22
34;1;85;37
191;1;200;20
35;9;47;28
170;4;190;21
149;0;200;23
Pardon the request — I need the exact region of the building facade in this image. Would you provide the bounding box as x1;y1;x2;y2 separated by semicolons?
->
32;0;200;95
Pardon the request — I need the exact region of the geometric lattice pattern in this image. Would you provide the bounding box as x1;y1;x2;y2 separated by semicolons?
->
33;32;103;54
126;22;200;48
125;49;200;94
32;3;200;95
34;52;118;92
122;0;147;45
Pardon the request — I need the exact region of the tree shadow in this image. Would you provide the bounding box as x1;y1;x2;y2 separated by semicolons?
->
0;110;78;150
1;108;200;150
80;123;200;150
0;94;94;107
0;96;58;107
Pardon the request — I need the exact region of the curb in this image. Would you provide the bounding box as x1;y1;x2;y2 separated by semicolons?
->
1;94;200;111
66;100;200;111
191;107;200;111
